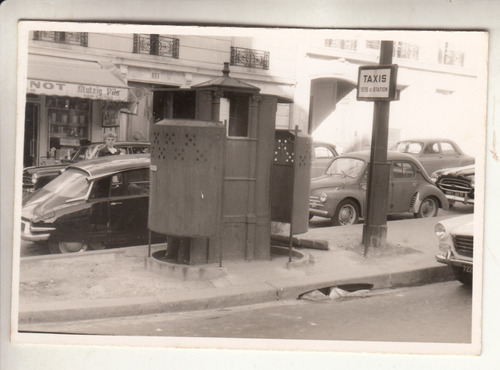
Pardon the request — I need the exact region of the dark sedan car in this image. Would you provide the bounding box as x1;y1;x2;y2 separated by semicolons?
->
311;141;339;178
309;151;449;226
21;154;164;253
431;164;475;206
390;138;474;175
22;141;150;195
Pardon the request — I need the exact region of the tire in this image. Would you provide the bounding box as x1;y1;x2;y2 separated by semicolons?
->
49;241;93;254
331;199;359;226
414;196;438;218
451;265;472;286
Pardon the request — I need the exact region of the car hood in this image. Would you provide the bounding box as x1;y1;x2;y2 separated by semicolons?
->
435;164;475;178
310;174;359;191
21;188;81;222
24;163;69;175
440;214;474;236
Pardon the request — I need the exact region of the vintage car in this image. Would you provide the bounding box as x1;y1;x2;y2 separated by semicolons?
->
309;151;449;226
390;138;474;175
21;154;165;253
431;164;475;206
22;141;150;195
435;214;474;285
311;141;339;178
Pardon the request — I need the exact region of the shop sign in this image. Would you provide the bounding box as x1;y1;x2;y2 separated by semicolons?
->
356;65;398;101
27;79;129;102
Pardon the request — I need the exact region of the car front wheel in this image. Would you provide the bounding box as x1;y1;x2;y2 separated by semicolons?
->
331;199;359;226
48;241;104;254
414;196;438;218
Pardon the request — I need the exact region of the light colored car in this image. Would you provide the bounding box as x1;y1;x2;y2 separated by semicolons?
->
435;214;474;285
390;138;474;175
309;150;449;226
311;141;338;178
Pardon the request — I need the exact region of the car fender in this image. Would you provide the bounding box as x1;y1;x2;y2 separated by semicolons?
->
321;188;365;217
410;184;450;213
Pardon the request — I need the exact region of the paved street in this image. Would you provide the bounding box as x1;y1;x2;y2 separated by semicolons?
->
22;281;472;343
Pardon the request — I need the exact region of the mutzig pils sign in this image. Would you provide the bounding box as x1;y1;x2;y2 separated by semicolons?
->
356;65;398;101
27;79;129;102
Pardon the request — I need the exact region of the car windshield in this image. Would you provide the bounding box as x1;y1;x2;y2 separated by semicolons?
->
70;145;101;162
325;157;365;178
392;141;423;154
24;169;90;207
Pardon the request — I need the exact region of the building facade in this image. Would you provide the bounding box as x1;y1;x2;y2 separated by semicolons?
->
24;29;483;167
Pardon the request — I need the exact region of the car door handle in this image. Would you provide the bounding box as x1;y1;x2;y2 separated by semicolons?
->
110;201;122;206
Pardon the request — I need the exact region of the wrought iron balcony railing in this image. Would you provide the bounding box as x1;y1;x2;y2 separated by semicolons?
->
230;46;269;70
33;31;88;47
133;34;179;58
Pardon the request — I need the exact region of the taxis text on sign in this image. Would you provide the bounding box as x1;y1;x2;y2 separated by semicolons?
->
357;65;398;101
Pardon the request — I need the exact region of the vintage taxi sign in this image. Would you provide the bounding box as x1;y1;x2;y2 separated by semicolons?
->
356;64;398;101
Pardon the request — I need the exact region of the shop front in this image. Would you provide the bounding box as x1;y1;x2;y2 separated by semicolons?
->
25;54;133;166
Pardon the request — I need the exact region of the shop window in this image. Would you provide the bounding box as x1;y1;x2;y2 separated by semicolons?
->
133;34;179;58
46;97;91;160
33;31;88;47
100;101;122;127
230;46;270;70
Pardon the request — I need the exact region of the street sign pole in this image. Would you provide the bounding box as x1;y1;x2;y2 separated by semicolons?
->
361;41;395;255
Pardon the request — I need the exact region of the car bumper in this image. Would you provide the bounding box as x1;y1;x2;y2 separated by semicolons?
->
444;193;474;205
20;220;55;242
309;208;330;217
435;251;472;269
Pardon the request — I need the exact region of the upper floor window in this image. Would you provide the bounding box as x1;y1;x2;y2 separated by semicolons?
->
230;46;270;70
438;42;465;67
133;34;179;58
33;31;88;47
325;39;357;51
366;40;419;61
393;42;419;60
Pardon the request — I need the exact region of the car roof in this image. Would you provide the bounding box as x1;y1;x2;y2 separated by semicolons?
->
66;154;150;179
313;141;336;148
340;150;424;162
395;138;457;144
339;150;433;178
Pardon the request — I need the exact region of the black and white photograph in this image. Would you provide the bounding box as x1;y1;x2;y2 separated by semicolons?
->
2;1;500;370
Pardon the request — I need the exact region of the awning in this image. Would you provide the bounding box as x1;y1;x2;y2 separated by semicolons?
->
26;54;131;102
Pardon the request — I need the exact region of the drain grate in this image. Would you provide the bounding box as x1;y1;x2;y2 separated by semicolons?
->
298;283;374;301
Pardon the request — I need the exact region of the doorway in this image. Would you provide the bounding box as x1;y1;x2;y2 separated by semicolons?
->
24;102;39;167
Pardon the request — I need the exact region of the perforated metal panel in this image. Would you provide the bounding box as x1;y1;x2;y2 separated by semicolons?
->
149;119;225;237
271;130;312;234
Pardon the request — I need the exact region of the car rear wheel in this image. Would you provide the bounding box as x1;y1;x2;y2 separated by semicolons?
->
414;196;438;218
451;265;472;286
331;199;359;226
48;241;104;254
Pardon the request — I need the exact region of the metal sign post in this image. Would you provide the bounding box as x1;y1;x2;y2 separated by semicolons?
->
357;41;398;255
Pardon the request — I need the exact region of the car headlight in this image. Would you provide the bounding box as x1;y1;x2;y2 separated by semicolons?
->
434;223;447;239
320;192;328;203
31;173;38;184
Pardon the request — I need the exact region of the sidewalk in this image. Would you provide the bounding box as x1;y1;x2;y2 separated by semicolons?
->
17;216;455;325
